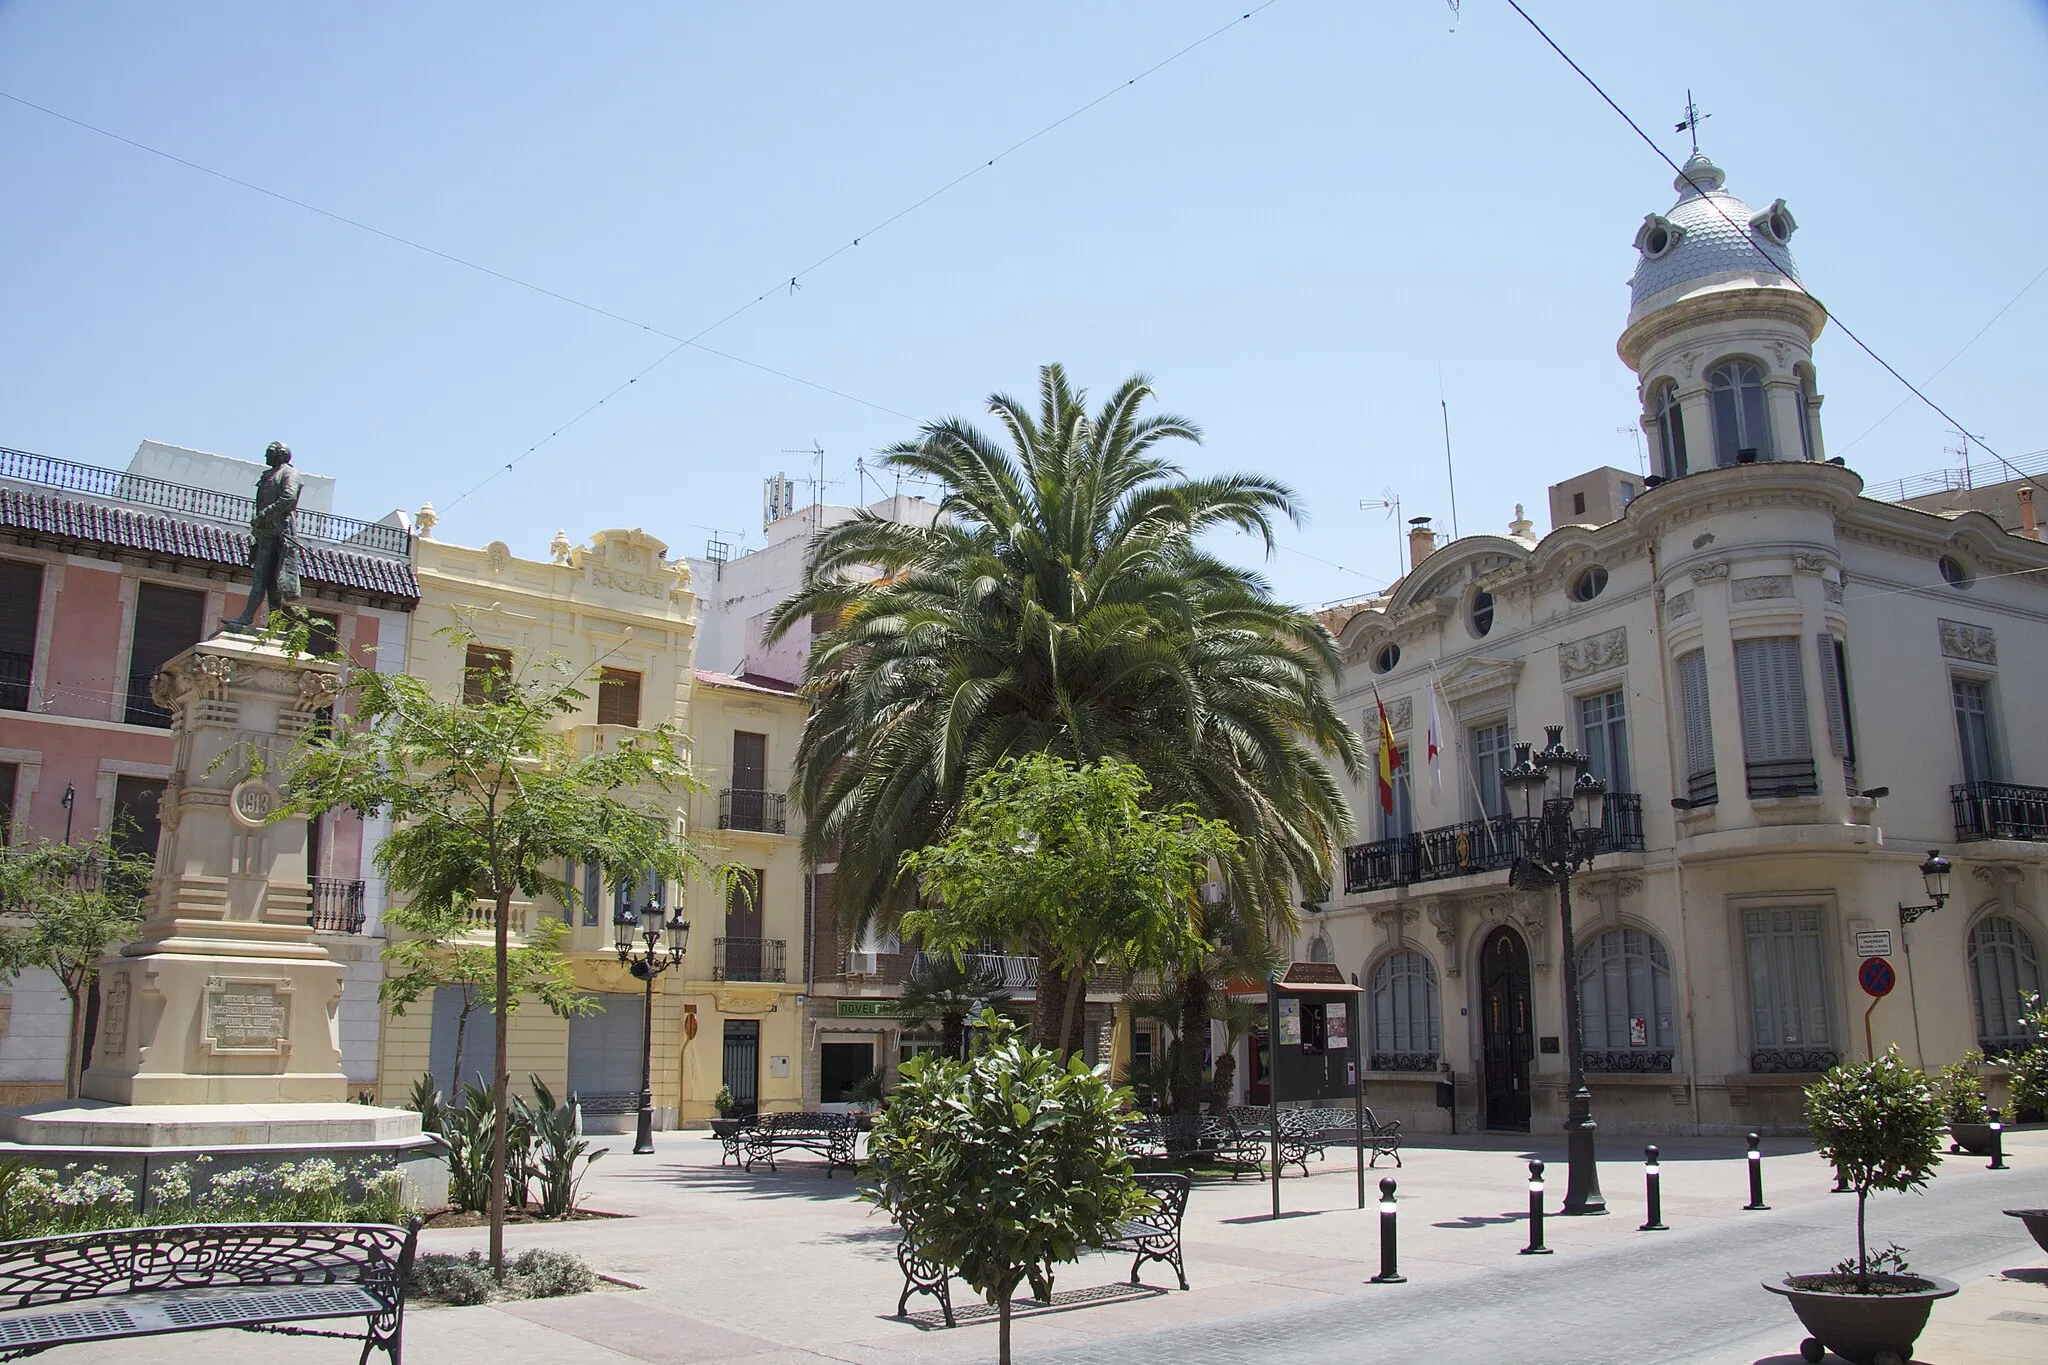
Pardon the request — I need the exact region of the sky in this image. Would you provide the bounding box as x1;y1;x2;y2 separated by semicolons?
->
3;1;2044;607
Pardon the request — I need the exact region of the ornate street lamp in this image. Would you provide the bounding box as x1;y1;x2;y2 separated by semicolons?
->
1502;725;1609;1216
614;884;690;1155
1898;850;1952;925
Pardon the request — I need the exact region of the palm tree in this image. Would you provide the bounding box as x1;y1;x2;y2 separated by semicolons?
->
898;952;1014;1058
770;363;1366;1044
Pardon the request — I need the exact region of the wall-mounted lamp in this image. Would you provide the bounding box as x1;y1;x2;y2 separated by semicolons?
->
1898;850;1952;925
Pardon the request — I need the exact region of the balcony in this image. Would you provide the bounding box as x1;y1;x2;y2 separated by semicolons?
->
715;936;787;982
1343;794;1645;895
1745;758;1818;800
910;950;1040;992
719;787;788;834
1952;781;2048;843
309;878;367;934
1583;1048;1674;1074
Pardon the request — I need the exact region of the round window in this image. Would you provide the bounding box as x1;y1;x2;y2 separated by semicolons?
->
1373;643;1401;674
1470;589;1495;638
1767;207;1793;243
1571;565;1609;602
1938;555;1972;589
1644;225;1670;256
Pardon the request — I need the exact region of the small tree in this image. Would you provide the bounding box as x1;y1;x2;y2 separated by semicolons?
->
1804;1048;1945;1289
0;834;151;1097
2007;991;2048;1120
1934;1051;1989;1127
900;755;1236;1056
866;1009;1145;1364
280;633;733;1280
897;953;1013;1059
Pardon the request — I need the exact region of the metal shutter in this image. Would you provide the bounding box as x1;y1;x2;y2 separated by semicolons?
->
1814;635;1851;758
1734;637;1812;764
1677;650;1716;799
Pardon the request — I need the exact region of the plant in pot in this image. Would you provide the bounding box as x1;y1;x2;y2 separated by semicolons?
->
1936;1051;1994;1154
709;1085;744;1143
1767;1048;1953;1365
2008;990;2048;1124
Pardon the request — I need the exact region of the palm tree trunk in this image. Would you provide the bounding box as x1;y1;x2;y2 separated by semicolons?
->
489;889;512;1282
942;1010;965;1060
1174;971;1210;1117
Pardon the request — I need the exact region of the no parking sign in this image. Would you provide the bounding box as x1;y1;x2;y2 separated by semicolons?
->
1858;956;1895;1057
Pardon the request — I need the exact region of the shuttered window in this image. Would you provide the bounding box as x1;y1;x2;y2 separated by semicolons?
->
1814;633;1855;789
1952;678;1997;786
1677;649;1717;804
1735;636;1816;797
732;731;767;790
1744;907;1831;1060
462;645;512;705
1967;915;2042;1054
1469;723;1511;819
596;667;642;727
1579;928;1674;1054
1578;689;1631;793
126;583;206;726
1370;950;1440;1065
0;558;43;712
306;611;340;658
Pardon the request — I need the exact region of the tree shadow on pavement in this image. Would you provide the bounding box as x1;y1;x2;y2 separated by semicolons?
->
892;1280;1168;1332
606;1162;872;1204
1432;1211;1527;1228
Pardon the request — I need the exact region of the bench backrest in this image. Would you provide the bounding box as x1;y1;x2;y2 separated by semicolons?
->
1132;1172;1190;1223
0;1222;419;1311
758;1112;852;1136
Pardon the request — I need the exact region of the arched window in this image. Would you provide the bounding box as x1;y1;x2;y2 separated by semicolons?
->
1967;915;2043;1055
1795;365;1818;462
1653;380;1688;479
1708;360;1774;465
1370;950;1440;1070
1308;933;1334;964
1579;927;1675;1072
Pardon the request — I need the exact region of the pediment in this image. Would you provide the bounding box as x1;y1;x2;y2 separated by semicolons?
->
1437;656;1524;704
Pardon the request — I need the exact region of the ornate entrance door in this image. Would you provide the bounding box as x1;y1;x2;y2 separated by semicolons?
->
1480;927;1534;1132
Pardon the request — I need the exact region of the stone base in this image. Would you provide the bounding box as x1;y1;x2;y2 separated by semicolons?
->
1;1100;420;1148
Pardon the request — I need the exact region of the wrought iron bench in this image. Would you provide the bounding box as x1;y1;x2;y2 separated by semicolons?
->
896;1172;1191;1326
0;1220;421;1363
1284;1106;1403;1171
743;1112;858;1176
1126;1113;1265;1179
709;1117;754;1167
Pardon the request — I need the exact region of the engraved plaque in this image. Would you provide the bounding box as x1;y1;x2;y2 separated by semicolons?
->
205;981;288;1052
99;976;129;1055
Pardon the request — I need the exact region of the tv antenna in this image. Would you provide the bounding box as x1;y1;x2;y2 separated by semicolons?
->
1618;422;1646;476
782;441;829;528
1360;490;1406;577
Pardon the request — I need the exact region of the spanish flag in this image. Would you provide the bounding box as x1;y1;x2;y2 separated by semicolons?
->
1373;686;1399;816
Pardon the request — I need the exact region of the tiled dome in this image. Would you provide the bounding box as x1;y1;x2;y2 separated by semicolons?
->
1628;153;1801;317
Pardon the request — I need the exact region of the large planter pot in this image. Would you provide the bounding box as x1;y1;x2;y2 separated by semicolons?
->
1763;1274;1958;1365
1948;1121;1995;1155
2007;1208;2048;1256
709;1117;744;1140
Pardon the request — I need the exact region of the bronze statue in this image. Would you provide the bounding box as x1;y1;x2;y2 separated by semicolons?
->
222;441;303;632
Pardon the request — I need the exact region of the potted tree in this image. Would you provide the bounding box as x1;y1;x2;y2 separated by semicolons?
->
1765;1048;1955;1365
2008;991;2048;1124
709;1086;744;1141
1936;1052;1994;1155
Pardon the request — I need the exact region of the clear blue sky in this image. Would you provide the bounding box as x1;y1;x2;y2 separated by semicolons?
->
4;2;2043;605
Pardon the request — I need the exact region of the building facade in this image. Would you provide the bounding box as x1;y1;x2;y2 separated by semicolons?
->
1304;153;2048;1136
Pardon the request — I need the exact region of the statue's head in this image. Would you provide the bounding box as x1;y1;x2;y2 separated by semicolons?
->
265;441;292;467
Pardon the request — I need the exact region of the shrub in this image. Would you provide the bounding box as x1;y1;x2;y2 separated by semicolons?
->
409;1247;596;1304
1935;1053;1988;1126
511;1247;595;1297
410;1250;498;1305
2009;991;2048;1119
713;1086;736;1118
1805;1048;1945;1291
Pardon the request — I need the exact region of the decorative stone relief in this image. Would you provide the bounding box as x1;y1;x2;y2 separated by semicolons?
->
1691;532;1716;550
1791;554;1832;575
97;976;126;1056
1667;590;1694;618
486;541;510;576
1427;904;1463;976
1688;561;1730;583
1733;575;1793;601
1558;627;1627;682
1824;580;1844;604
1939;619;1996;665
1383;697;1412;733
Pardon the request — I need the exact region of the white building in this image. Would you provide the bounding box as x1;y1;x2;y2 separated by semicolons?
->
1306;152;2048;1136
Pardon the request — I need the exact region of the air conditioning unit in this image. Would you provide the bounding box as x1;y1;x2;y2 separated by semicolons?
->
843;950;878;976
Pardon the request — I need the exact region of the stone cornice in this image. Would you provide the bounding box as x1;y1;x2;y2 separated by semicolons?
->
1617;284;1828;371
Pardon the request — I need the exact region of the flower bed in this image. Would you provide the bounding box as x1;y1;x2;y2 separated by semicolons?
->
0;1155;411;1240
408;1248;601;1305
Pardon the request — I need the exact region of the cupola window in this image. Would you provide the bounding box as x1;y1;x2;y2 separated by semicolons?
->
1571;565;1609;602
1708;360;1774;465
1653;380;1688;479
1634;213;1682;261
1469;589;1494;639
1373;643;1401;674
1750;198;1798;247
1938;555;1972;589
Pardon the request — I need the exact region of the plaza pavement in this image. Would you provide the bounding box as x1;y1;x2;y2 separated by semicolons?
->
46;1125;2048;1364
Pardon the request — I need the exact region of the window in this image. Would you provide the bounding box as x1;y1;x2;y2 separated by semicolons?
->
1677;649;1717;805
819;1041;877;1103
1580;928;1675;1065
1571;565;1608;601
732;731;767;789
110;775;165;860
1744;906;1833;1069
1952;677;1998;785
1381;746;1413;840
306;611;341;658
1734;637;1816;797
596;667;642;727
0;558;43;712
1469;722;1512;819
1967;916;2042;1055
1938;555;1972;589
1654;381;1689;479
1572;491;1587;517
0;762;16;844
126;582;205;726
1373;643;1401;674
1708;360;1774;464
1795;367;1818;462
1131;1028;1156;1073
1370;950;1440;1069
1815;634;1856;790
1578;689;1631;794
462;644;512;704
567;861;604;927
1620;482;1636;506
1469;589;1494;638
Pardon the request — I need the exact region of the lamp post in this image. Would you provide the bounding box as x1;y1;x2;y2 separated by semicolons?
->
1501;725;1609;1216
1897;850;1951;924
614;886;690;1155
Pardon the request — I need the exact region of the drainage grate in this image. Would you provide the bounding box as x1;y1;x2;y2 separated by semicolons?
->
163;1288;374;1326
0;1307;138;1344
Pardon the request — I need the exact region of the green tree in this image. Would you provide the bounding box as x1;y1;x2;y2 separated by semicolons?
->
279;634;732;1280
1804;1048;1945;1289
0;834;151;1098
896;952;1013;1059
769;364;1365;1038
900;754;1235;1054
866;1009;1145;1364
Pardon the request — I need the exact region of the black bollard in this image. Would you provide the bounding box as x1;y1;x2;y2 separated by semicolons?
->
1989;1108;2008;1171
1371;1177;1406;1283
1639;1145;1667;1232
1521;1159;1553;1255
1744;1131;1770;1211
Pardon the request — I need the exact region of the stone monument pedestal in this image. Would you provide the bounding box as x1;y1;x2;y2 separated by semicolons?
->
81;633;355;1106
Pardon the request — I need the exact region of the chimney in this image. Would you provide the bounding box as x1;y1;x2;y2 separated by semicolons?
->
2020;486;2040;541
1407;516;1437;568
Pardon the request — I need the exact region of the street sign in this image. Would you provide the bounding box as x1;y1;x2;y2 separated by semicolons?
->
1857;956;1896;999
1854;929;1894;958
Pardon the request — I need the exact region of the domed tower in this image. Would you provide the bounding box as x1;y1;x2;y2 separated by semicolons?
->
1617;152;1828;481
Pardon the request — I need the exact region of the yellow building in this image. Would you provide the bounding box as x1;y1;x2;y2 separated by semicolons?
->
374;524;804;1129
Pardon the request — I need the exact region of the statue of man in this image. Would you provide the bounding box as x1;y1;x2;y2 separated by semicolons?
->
222;441;303;632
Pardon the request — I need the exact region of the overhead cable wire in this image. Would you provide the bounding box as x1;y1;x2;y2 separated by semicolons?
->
1502;2;2030;485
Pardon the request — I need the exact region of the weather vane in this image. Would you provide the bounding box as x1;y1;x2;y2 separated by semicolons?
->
1675;89;1710;156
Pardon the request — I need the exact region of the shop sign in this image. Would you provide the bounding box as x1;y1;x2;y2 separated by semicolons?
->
837;999;915;1018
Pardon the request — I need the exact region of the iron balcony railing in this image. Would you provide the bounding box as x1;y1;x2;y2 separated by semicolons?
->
1745;758;1819;800
1368;1051;1439;1072
0;446;412;560
910;950;1040;991
718;787;788;834
1342;793;1646;894
309;878;367;934
0;649;29;712
714;936;787;982
125;669;171;728
1751;1047;1841;1074
1583;1048;1674;1074
1952;781;2048;843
